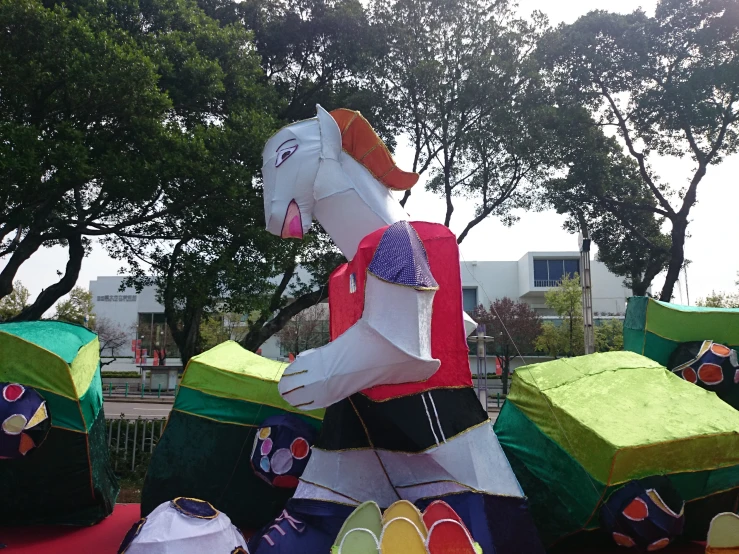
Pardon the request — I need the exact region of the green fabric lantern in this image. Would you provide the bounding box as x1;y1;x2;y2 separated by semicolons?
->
0;321;119;525
624;296;739;409
141;341;324;529
494;351;739;547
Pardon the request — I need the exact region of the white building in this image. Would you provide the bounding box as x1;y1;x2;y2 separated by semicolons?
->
460;252;630;316
90;251;632;365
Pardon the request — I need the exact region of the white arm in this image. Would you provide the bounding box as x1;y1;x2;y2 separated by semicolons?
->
278;274;440;410
463;311;478;337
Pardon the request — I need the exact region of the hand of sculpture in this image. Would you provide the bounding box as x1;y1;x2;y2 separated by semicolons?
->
278;274;441;410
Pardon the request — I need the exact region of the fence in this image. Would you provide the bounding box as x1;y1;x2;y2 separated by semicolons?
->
105;416;168;478
103;383;176;399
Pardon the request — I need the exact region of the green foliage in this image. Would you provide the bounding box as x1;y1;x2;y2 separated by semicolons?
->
474;298;543;393
0;0;275;322
54;287;95;327
0;280;30;320
595;319;624;352
697;291;739;308
539;0;739;302
373;0;554;239
544;107;670;296
535;274;584;357
101;372;142;379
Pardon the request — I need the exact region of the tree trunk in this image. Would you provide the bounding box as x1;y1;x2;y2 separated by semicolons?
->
660;217;687;302
0;232;44;301
241;287;326;352
10;234;85;321
177;307;203;368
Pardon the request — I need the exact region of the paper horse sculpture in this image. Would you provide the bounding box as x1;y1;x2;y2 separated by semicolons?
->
249;105;545;554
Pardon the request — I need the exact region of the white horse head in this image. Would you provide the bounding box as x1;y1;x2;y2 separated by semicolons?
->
261;104;416;259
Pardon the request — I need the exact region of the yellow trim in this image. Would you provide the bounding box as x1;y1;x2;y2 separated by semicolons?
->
340;112;359;136
172;497;219;519
51;424;87;435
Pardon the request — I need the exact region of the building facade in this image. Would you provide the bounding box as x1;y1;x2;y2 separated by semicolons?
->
90;251;632;365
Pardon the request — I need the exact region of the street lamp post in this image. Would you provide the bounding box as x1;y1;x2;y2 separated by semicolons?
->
579;232;595;355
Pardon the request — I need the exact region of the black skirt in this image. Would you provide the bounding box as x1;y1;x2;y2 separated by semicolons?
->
316;387;488;453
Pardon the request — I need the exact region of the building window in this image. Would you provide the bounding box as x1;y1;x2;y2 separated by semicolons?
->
534;259;580;287
462;288;478;312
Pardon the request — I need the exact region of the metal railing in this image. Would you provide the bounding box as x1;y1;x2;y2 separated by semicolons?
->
104;383;176;399
106;416;167;474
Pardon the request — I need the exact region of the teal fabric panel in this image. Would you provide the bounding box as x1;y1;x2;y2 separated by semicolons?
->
0;321;95;363
494;401;606;544
175;386;322;431
78;365;103;431
37;388;85;432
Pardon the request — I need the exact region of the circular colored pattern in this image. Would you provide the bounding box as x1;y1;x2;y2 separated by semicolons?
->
698;363;724;385
2;413;27;435
612;532;635;547
622;498;649;521
261;438;273;456
270;448;293;475
260;456;271;472
171;497;218;519
711;343;731;357
273;475;300;489
290;437;310;460
259;427;271;440
3;384;24;402
682;367;697;384
647;538;671;551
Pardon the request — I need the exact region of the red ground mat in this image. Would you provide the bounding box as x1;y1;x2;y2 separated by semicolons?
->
0;504;141;554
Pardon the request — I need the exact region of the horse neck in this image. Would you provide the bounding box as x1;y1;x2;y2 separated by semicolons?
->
313;154;408;260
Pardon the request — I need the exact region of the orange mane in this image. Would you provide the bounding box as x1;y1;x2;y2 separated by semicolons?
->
329;108;419;191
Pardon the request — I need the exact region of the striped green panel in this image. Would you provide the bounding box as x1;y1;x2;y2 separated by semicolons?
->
174;386;323;431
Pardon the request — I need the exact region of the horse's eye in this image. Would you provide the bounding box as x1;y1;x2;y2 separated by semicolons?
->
276;145;298;167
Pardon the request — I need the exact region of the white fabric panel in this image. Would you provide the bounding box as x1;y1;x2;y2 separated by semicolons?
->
396;481;469;503
316;104;342;160
377;424;524;499
293;480;361;506
463;312;478;337
125;502;247;554
278;275;440;410
295;426;524;509
297;448;400;508
313;188;390;262
363;275;434;358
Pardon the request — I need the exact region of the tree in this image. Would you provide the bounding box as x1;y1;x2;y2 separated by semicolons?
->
55;287;95;327
474;298;542;394
0;280;30;320
95;317;128;367
595;319;624;352
696;276;739;308
275;303;330;356
200;312;249;351
372;0;554;241
120;0;390;365
535;274;584;357
0;0;275;320
544;108;671;296
539;0;739;301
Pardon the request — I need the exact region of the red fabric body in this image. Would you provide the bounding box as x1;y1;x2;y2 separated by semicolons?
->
329;221;472;401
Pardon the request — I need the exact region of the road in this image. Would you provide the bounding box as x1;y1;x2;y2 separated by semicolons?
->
104;401;173;419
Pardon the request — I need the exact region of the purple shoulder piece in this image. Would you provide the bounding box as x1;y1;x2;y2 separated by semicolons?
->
367;221;438;289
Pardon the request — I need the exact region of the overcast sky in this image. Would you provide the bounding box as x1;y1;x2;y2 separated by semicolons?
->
10;0;738;310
